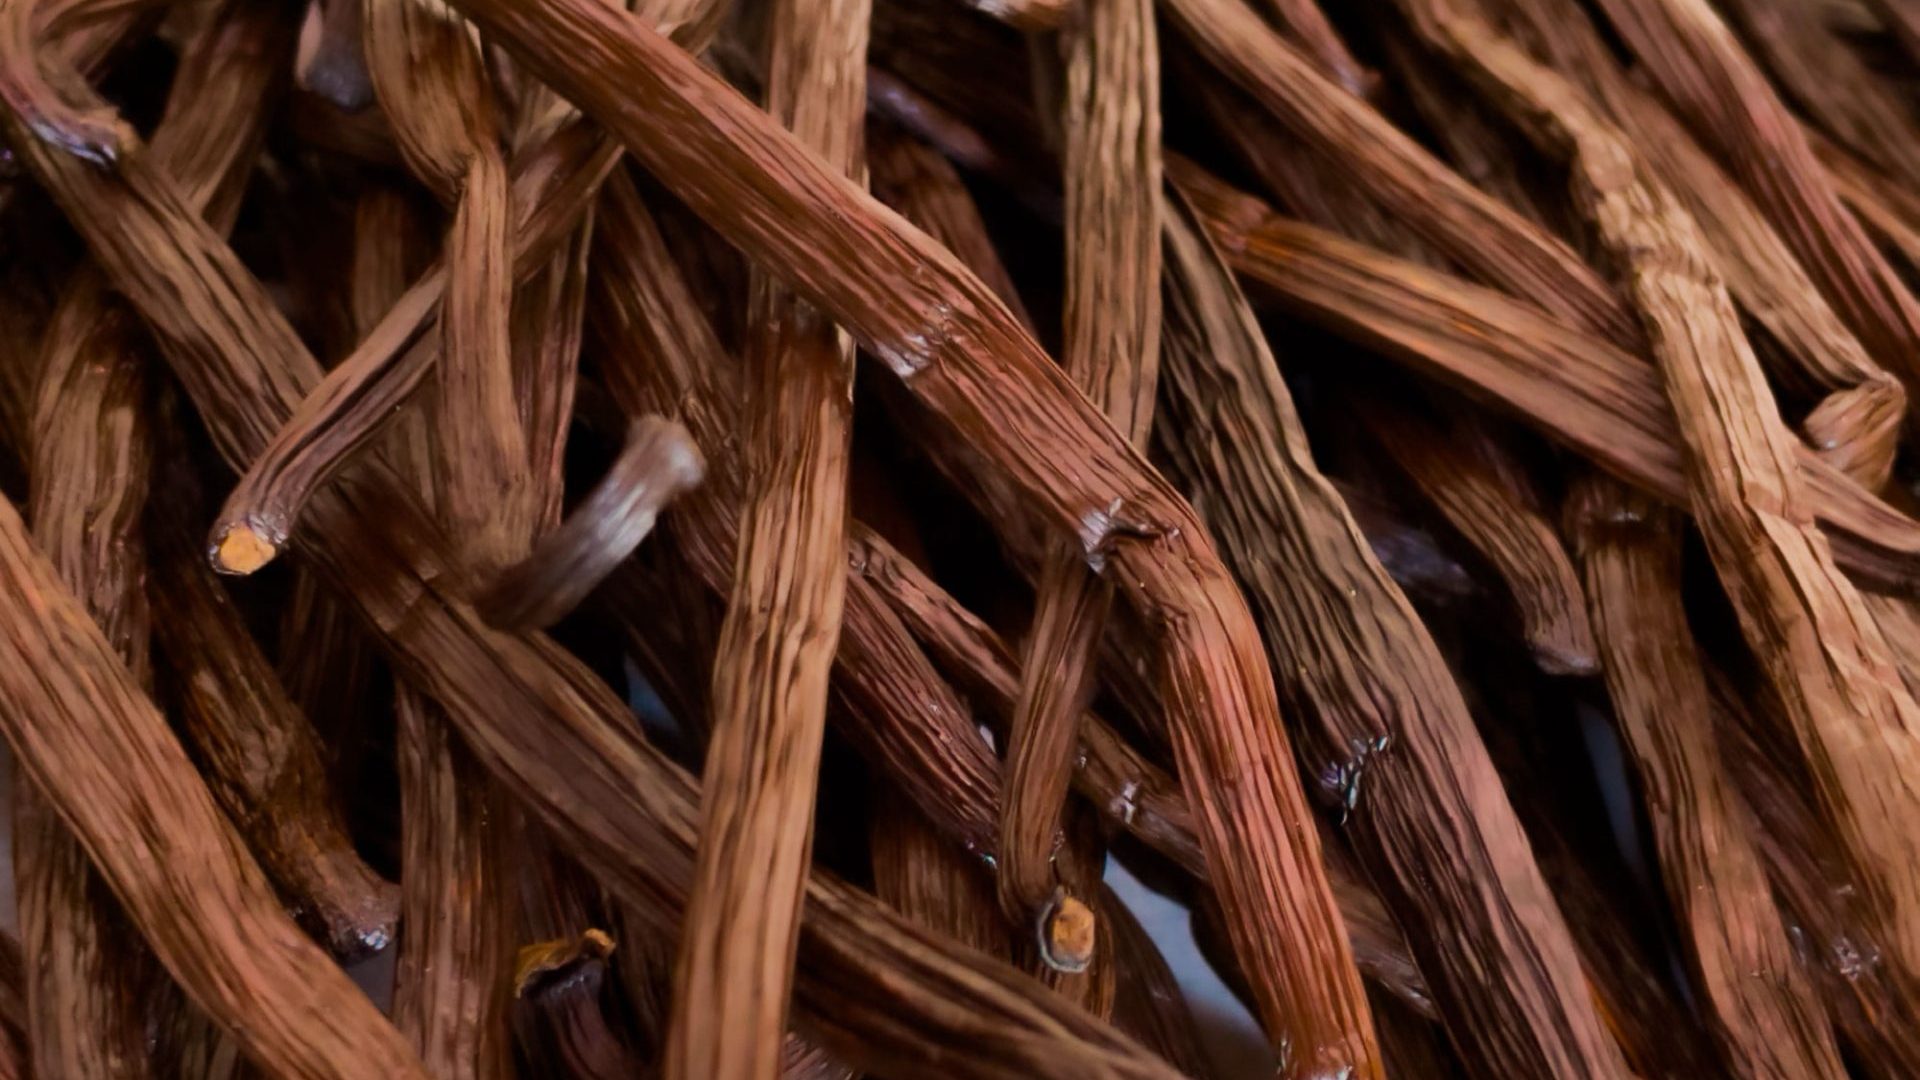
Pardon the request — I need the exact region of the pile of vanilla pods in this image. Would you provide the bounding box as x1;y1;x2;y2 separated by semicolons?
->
1;0;1918;1076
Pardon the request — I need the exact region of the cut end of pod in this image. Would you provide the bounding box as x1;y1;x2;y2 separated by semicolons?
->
211;525;280;576
512;928;618;997
1038;890;1096;974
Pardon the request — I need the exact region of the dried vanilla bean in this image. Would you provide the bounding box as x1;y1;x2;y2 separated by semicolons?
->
1423;0;1920;757
1164;0;1634;343
866;0;1047;159
1820;135;1920;278
1185;73;1447;271
1033;808;1118;1014
1254;0;1371;97
1187;0;1913;498
277;184;421;798
864;124;1048;574
509;837;650;1079
852;485;1014;966
475;415;704;631
665;0;866;1069
1710;674;1920;1076
362;155;518;1080
17;0;1920;1071
18;273;158;1080
510;931;648;1079
864;68;1057;222
592;217;1421;1020
870;120;1469;615
15;2;296;1072
13;788;159;1080
1511;790;1725;1079
363;0;527;578
1154;189;1622;1077
513;208;594;536
1866;0;1920;62
147;486;400;958
870;785;1011;959
867;123;1030;322
1383;31;1561;232
331;470;1184;1077
1568;474;1846;1077
211;0;739;573
999;0;1161;977
392;687;514;1080
628;160;1392;1073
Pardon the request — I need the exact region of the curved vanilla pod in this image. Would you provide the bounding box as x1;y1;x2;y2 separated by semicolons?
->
476;416;704;631
148;492;401;959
